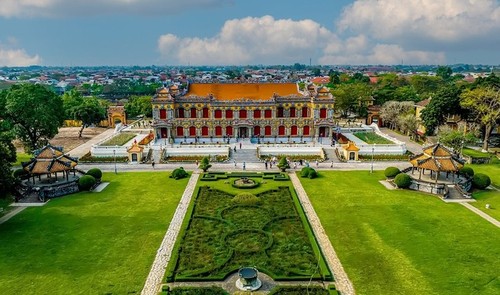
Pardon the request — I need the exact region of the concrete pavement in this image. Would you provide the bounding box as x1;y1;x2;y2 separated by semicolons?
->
380;127;423;155
67;128;116;158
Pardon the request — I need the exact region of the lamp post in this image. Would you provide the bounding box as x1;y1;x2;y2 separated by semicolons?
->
113;149;117;174
370;145;374;173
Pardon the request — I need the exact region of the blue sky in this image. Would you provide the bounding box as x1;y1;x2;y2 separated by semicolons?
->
0;0;499;66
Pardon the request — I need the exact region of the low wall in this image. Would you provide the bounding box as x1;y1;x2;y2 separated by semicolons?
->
90;145;128;157
343;125;407;155
257;146;324;158
165;146;230;157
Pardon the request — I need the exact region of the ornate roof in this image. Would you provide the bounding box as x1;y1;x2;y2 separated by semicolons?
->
185;83;303;101
344;141;360;151
154;87;171;100
127;142;144;153
410;143;463;172
23;145;78;174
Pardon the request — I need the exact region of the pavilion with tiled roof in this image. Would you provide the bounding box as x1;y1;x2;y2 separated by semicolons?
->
22;144;79;183
409;143;464;183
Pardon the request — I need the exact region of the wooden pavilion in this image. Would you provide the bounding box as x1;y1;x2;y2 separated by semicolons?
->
22;145;79;184
409;143;464;183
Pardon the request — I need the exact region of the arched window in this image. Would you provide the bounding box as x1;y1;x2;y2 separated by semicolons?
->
159;109;166;119
226;126;233;136
189;126;196;136
291;125;298;136
225;109;233;119
239;109;247;119
214;109;222;119
277;107;284;118
177;108;185;118
190;108;197;118
320;108;327;118
253;126;261;136
290;107;296;118
301;107;308;118
202;107;209;118
253;109;261;118
264;109;272;118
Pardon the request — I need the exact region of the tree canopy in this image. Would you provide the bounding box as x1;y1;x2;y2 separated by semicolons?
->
0;118;16;197
420;85;463;135
125;95;153;118
3;84;64;153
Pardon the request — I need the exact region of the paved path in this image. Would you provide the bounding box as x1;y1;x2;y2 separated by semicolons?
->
67;128;115;158
380;128;423;155
460;202;500;228
141;172;200;295
0;207;26;225
290;173;355;295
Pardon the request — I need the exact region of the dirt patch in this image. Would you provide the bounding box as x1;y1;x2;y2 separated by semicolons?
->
49;127;109;152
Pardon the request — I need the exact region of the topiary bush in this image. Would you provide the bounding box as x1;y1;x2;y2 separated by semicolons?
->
384;167;401;178
459;166;474;178
170;167;189;180
78;175;96;191
394;173;412;188
472;173;491;189
308;168;318;179
86;168;102;180
277;157;290;172
300;167;313;178
13;168;28;178
232;192;261;205
199;157;212;172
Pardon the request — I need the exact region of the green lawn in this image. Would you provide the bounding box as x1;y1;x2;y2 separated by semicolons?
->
462;148;493;158
353;132;393;144
101;132;136;146
471;190;500;220
14;152;32;166
0;172;189;295
467;158;500;188
301;171;500;295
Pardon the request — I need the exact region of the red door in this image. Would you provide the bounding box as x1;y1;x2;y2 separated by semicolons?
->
265;125;272;136
291;125;298;136
215;126;222;136
178;108;184;118
320;108;327;118
253;126;261;136
201;126;209;136
159;109;166;119
176;126;184;137
239;109;247;119
302;107;308;117
278;125;285;136
226;126;233;136
290;107;296;118
253;109;261;118
264;109;272;118
215;110;222;118
202;108;209;118
189;126;196;136
191;108;197;118
161;128;167;138
303;126;310;136
225;109;233;119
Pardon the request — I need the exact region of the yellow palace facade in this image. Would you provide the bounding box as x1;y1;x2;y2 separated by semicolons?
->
151;82;335;143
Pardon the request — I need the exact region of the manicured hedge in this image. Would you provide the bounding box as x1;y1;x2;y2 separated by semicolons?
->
86;168;102;180
170;167;189;180
394;173;412;188
384;167;401;178
459;167;474;178
78;175;96;191
472;173;491;189
166;286;228;295
13;168;28;178
268;285;330;295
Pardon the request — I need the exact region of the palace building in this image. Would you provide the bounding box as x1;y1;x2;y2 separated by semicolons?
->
151;82;335;143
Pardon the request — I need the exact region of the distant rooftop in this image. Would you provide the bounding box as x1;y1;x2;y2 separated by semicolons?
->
185;83;301;100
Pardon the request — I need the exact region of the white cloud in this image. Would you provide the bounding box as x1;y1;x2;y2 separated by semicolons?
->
338;0;500;43
158;15;446;65
0;0;231;17
0;47;41;66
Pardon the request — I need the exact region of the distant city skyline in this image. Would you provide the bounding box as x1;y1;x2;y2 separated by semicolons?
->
0;0;499;67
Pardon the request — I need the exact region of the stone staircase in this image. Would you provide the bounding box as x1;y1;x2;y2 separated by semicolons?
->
323;147;341;162
447;185;466;199
232;140;259;163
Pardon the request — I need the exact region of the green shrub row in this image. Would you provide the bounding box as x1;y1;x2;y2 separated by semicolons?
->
358;154;411;161
268;285;334;295
384;167;401;178
200;172;288;181
79;152;128;163
162;286;228;295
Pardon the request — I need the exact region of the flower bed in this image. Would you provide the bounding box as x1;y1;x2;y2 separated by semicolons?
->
358;152;412;161
164;155;228;163
353;132;393;144
259;154;324;161
79;152;129;163
100;132;136;146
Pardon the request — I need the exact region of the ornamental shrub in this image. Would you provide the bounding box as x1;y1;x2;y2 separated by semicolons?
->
13;168;28;178
472;173;491;189
459;166;474;178
199;157;212;172
169;286;229;295
384;167;401;178
308;169;318;179
277;157;290;172
394;173;412;188
86;168;102;180
232;192;261;205
170;167;189;180
78;175;96;191
300;167;313;178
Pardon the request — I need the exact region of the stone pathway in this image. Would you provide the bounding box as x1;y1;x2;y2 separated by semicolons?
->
379;180;396;190
379;128;423;155
141;172;200;295
289;173;355;295
67;128;115;158
0;207;26;225
92;182;109;192
460;202;500;228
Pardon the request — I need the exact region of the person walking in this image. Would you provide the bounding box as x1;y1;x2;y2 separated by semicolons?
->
239;142;242;149
265;161;268;169
315;160;319;167
234;159;237;167
243;161;246;170
152;160;155;169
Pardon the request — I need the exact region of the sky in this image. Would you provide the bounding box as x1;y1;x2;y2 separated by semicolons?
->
0;0;499;66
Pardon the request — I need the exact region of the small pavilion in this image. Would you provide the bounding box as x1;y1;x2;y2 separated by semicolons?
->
22;145;79;184
343;141;360;161
409;143;464;183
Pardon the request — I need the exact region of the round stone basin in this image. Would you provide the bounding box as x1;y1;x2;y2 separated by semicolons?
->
236;267;262;291
239;267;258;280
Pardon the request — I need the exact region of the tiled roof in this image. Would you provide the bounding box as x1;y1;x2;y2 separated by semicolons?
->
416;98;431;107
409;144;463;172
423;144;452;157
344;141;360;151
23;145;78;174
185;83;302;100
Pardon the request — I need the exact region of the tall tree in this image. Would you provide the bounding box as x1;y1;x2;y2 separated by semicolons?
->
437;125;478;154
0;92;16;197
331;83;371;117
125;95;153;118
436;66;453;81
380;101;414;130
460;86;500;151
420;85;463;135
3;84;64;153
70;97;106;138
